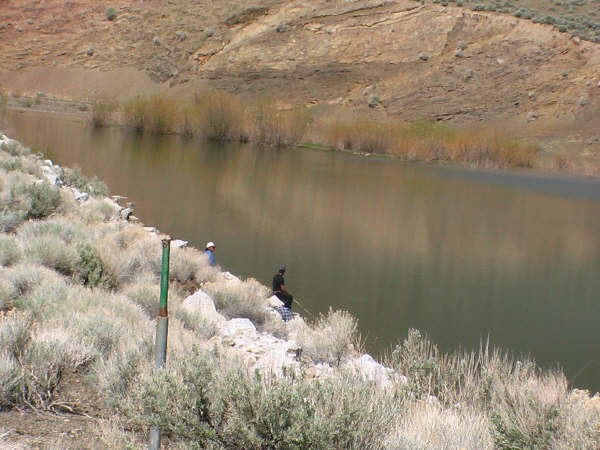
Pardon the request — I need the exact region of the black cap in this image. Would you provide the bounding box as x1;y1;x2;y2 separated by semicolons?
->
279;264;286;272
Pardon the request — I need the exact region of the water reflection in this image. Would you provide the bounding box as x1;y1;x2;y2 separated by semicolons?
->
2;110;599;392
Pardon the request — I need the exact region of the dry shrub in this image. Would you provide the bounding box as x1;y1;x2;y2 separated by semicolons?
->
0;279;15;311
0;174;62;231
24;235;79;276
391;122;538;168
260;309;292;339
457;132;537;169
95;418;146;449
73;197;120;225
193;90;246;141
249;97;311;147
1;264;60;307
489;370;568;449
173;307;220;340
0;311;95;410
0;311;32;362
61;166;110;198
17;216;89;244
552;389;600;448
16;276;70;320
388;401;494;449
85;294;154;403
327;118;540;168
91;96;117;128
33;325;96;371
294;308;360;365
169;246;215;286
391;330;572;449
144;94;177;135
178;103;199;138
122;273;160;317
203;276;270;326
0;347;21;407
95;347;152;407
98;227;162;285
0;234;22;266
123;96;148;133
328;117;394;153
122;94;177;134
116;350;399;449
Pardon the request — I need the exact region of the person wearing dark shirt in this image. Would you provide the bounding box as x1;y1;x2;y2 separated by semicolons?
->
272;265;293;321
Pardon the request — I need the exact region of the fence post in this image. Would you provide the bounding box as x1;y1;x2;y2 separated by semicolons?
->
149;238;171;450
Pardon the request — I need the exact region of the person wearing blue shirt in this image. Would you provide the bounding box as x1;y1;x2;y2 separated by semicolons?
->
204;241;216;266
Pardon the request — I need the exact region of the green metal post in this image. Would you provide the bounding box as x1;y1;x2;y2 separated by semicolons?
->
155;237;170;368
149;238;171;450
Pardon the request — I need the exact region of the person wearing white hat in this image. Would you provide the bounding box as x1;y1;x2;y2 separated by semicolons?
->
204;241;216;266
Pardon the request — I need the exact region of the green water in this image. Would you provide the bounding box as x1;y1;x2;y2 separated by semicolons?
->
2;109;600;392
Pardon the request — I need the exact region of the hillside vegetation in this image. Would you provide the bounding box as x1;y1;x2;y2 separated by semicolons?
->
1;0;599;173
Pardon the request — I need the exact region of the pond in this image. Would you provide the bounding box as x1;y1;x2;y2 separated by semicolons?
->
2;109;599;392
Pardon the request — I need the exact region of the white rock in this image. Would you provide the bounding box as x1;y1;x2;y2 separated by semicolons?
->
343;354;394;388
222;271;242;285
41;165;61;185
255;346;300;377
527;111;538;122
267;295;283;307
305;363;335;380
182;289;224;323
74;192;90;202
220;318;257;342
172;239;189;248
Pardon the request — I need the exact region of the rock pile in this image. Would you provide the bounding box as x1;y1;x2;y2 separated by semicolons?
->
181;281;398;387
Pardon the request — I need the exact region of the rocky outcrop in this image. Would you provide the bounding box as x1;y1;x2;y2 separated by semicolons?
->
182;286;396;386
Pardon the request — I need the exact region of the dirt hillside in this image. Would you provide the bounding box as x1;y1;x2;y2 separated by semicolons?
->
1;0;599;172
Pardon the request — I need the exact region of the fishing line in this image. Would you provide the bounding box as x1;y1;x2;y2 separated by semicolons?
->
293;297;316;318
569;353;600;385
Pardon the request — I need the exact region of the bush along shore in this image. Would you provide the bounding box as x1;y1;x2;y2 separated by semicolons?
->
0;131;598;449
90;91;539;170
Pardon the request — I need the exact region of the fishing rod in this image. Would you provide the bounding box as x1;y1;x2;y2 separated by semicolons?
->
293;297;316;318
569;353;599;386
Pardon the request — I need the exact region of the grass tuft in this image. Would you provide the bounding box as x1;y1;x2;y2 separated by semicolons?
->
295;308;360;365
249;97;311;147
192;90;246;141
91;96;117;128
0;234;22;267
24;235;79;276
204;277;270;326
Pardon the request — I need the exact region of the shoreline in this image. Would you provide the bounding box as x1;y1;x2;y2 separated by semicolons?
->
3;101;600;181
